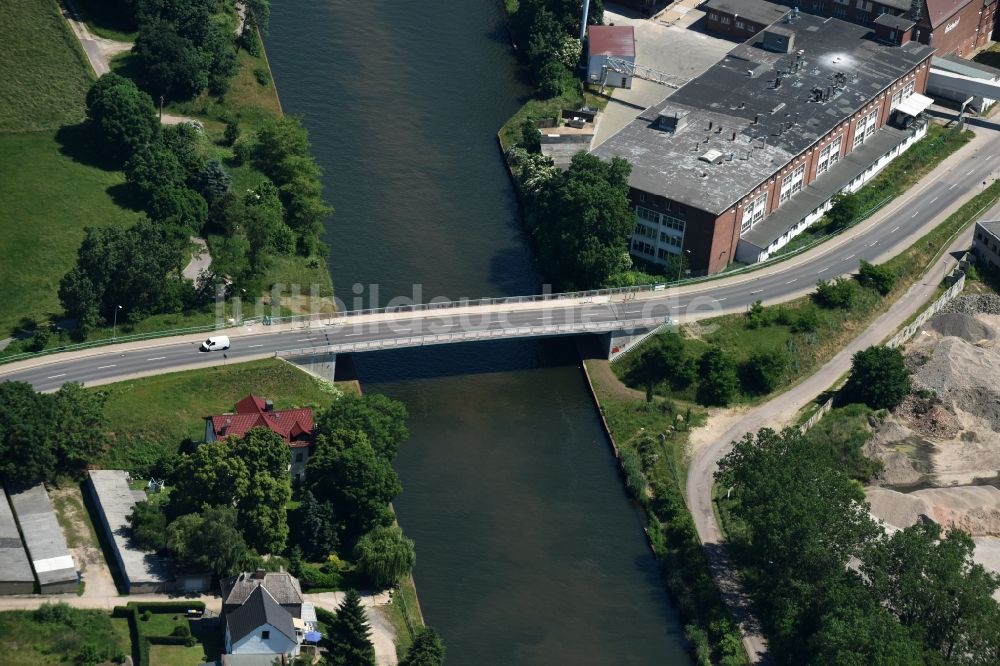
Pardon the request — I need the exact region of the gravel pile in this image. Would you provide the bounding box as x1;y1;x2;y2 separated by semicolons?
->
942;294;1000;315
927;313;996;343
913;337;1000;431
868;486;1000;536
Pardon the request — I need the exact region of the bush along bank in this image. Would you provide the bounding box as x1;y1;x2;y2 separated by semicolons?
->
581;360;748;665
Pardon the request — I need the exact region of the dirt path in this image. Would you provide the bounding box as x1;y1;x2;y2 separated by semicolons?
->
685;224;979;662
49;485;117;599
183;237;212;282
58;0;132;77
304;591;397;665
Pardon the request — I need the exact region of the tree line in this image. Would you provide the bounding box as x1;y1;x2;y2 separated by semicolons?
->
509;0;603;98
717;426;1000;664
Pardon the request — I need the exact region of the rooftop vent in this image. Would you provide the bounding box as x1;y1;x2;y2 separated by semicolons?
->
699;149;723;164
657;109;689;133
762;27;795;54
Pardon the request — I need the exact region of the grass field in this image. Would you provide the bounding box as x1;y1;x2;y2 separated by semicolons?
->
0;0;93;133
381;574;425;659
0;607;130;665
72;0;139;41
0;131;143;337
96;359;340;473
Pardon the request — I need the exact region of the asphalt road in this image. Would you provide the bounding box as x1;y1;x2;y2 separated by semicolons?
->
3;120;999;393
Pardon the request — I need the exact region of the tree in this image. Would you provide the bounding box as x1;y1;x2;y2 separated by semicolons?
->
326;590;376;666
50;382;108;473
59;219;189;326
194;160;232;205
243;0;271;34
167;506;248;576
696;346;739;406
846;346;911;410
129;499;168;551
354;525;416;589
743;348;788;395
230;427;290;478
862;521;1000;661
202;19;239;94
857;260;897;296
400;627;446;666
0;382;56;485
85;73;158;162
223;119;241;146
294;489;338;559
124;142;186;201
170;441;250;514
237;473;290;554
314;393;409;462
133;22;208;100
530;152;635;290
147;185;208;230
306;429;401;544
825;191;866;231
160;123;205;181
627;331;696;395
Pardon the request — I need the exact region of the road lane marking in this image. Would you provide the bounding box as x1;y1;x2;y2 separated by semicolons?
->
818;266;829;273
247;344;263;348
97;364;116;370
46;373;66;379
147;357;165;361
785;279;797;284
296;337;316;342
345;333;363;336
397;328;412;332
870;241;878;247
948;183;957;190
911;211;919;218
967;168;976;175
890;225;900;233
717;297;727;302
749;289;763;295
929;196;939;203
539;315;554;320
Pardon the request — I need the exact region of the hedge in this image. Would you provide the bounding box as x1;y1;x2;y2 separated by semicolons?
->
114;601;207;665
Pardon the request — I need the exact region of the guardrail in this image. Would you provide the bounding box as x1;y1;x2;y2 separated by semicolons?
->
274;318;668;357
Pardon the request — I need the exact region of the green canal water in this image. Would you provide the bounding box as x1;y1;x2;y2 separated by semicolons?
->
267;2;690;663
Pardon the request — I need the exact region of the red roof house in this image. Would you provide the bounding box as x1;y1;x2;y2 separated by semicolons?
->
204;395;315;449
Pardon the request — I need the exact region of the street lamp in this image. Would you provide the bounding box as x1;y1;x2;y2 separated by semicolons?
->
112;305;122;339
677;249;692;282
159;95;164;122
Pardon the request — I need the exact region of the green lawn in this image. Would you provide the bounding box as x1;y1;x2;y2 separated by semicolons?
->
381;575;426;659
138;611;189;638
0;0;93;133
71;0;139;41
0;131;143;337
0;607;129;665
96;359;340;473
149;644;207;666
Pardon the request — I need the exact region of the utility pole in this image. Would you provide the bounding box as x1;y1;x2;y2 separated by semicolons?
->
112;304;122;340
159;95;164;122
579;0;591;41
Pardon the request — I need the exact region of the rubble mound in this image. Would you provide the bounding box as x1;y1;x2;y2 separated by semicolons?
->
912;337;1000;431
941;294;1000;316
867;486;1000;536
894;393;960;440
927;313;995;343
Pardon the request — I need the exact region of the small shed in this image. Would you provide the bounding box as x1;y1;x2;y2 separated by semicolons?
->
586;25;636;89
0;487;34;595
8;484;78;594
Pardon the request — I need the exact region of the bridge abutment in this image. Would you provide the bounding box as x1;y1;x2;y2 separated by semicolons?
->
280;353;338;383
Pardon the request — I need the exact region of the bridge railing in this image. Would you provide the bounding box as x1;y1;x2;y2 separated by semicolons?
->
274;318;668;357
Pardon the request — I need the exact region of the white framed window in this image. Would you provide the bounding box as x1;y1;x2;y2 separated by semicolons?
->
778;164;806;204
636;206;659;224
816;135;843;176
852;107;879;149
741;192;767;233
662;215;685;232
736;20;745;29
891;80;915;109
720;15;731;24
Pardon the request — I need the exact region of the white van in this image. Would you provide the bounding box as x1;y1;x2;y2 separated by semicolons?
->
200;335;230;352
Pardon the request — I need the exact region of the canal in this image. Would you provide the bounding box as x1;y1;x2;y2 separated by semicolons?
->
267;2;689;663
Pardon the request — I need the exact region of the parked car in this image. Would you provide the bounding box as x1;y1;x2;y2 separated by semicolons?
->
200;335;230;352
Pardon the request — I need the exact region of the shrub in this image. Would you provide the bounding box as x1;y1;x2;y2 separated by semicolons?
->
743;348;788;394
253;67;270;86
620;448;647;501
232;139;252;165
791;307;820;333
35;602;76;625
697;347;739;406
813;277;857;309
856;260;897;295
171;625;190;637
746;299;767;329
223;119;241;146
846;345;911;410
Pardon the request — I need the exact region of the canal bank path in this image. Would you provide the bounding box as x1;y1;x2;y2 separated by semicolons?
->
685;217;980;661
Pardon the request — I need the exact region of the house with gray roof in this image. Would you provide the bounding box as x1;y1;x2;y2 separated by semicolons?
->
224;586;301;657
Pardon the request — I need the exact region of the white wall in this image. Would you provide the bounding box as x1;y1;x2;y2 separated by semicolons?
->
229;622;299;656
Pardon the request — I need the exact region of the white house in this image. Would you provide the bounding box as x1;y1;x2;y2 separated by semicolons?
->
224;586;300;657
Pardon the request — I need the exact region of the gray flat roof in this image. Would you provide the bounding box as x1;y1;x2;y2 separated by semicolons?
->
0;488;34;585
591;14;934;215
741;125;911;249
933;54;1000;81
701;0;789;26
88;471;172;587
873;13;915;31
979;220;1000;240
8;484;77;587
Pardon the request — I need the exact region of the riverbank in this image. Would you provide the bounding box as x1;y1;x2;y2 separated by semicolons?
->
580;354;748;664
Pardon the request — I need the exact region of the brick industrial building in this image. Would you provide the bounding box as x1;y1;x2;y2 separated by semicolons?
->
592;14;935;274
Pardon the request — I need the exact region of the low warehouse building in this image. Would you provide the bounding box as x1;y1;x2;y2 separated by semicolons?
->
8;484;78;594
585;25;636;89
592;14;934;273
0;487;35;595
87;470;173;594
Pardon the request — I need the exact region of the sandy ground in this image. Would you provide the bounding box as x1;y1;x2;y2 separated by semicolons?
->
304;591;396;666
49;485;119;599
